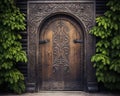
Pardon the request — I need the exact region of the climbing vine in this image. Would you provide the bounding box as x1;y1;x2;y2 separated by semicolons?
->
90;0;120;90
0;0;27;94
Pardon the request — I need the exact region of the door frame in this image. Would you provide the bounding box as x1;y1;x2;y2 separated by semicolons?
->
27;0;98;92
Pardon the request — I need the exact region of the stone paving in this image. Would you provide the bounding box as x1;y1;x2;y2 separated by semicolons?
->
1;91;120;96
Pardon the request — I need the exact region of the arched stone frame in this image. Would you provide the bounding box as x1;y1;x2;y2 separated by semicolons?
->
27;0;97;92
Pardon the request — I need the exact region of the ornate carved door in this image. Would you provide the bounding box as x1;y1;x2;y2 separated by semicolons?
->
39;15;84;90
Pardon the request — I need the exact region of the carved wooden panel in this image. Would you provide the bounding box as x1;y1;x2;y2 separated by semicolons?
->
39;16;84;90
53;19;70;73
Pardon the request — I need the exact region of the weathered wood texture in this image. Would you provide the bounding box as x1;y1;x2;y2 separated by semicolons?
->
39;16;84;90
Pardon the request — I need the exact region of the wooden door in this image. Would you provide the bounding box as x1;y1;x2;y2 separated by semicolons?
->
39;16;84;90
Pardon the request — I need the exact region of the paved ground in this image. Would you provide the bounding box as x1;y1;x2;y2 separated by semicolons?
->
1;91;120;96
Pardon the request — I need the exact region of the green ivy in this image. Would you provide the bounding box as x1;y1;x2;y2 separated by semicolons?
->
90;0;120;90
0;0;27;94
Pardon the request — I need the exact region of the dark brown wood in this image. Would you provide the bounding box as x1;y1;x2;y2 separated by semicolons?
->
39;16;83;90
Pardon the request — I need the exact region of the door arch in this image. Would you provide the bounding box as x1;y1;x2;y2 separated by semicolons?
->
38;14;84;90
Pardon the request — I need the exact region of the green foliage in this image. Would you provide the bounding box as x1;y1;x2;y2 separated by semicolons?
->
90;0;120;90
0;0;27;94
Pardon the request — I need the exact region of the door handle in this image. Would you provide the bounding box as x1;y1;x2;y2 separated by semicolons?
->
39;39;49;44
73;39;83;43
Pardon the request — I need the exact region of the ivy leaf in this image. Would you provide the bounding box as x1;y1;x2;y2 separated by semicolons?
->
0;0;27;94
90;0;120;90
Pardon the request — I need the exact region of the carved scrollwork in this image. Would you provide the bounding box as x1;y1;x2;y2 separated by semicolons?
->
28;3;94;30
53;20;70;72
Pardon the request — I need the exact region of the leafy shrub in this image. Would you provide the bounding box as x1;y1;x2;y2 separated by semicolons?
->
0;0;27;94
90;0;120;90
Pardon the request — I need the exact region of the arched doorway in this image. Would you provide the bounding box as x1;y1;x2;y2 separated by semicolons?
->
27;1;97;92
38;15;84;90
